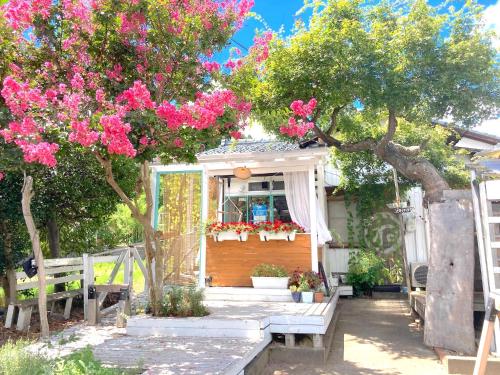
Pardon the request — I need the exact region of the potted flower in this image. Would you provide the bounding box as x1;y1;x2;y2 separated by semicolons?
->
257;220;304;241
207;222;255;242
299;280;313;303
289;285;301;303
251;263;289;289
300;271;323;303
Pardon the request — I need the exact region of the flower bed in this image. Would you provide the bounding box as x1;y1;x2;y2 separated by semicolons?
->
256;221;304;241
207;222;256;242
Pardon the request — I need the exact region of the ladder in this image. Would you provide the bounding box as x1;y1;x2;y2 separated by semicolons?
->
471;171;500;374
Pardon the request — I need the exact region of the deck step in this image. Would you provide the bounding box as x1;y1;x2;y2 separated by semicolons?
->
127;315;267;339
204;287;293;302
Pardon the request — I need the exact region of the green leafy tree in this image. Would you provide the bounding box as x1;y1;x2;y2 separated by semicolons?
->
231;0;499;201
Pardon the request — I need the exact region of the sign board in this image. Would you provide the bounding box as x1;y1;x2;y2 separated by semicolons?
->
393;207;413;214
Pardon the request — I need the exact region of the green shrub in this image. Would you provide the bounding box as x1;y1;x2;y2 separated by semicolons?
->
251;263;288;277
0;340;50;375
0;341;129;375
346;250;386;295
159;286;209;317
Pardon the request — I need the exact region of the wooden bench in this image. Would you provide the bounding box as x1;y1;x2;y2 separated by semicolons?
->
4;257;84;331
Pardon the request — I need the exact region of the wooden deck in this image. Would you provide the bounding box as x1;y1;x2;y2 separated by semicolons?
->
127;288;340;337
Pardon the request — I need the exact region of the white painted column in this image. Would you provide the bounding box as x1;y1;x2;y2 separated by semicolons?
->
199;166;209;288
317;160;328;269
309;165;319;272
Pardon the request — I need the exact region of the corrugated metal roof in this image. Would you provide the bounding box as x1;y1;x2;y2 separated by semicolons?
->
197;139;302;157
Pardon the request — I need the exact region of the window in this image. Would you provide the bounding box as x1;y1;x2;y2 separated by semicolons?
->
221;177;291;224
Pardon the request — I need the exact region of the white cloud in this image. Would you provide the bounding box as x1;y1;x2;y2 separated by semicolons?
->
482;0;500;48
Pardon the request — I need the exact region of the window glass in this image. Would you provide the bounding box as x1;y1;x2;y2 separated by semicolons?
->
249;196;270;223
223;196;247;223
273;195;291;222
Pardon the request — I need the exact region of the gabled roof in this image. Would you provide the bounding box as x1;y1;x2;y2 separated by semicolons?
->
197;139;301;157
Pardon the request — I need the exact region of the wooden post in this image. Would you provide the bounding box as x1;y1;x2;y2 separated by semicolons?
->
317;160;328;269
199;167;209;288
473;297;500;375
309;165;319;272
285;334;296;348
87;285;97;325
83;253;94;320
132;247;148;291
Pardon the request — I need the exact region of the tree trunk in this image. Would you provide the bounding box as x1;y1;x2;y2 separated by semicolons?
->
376;143;450;203
95;155;162;315
47;218;65;292
47;218;60;258
21;175;50;338
0;220;17;306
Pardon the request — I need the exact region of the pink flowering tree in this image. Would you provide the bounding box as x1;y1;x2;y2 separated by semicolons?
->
1;0;253;317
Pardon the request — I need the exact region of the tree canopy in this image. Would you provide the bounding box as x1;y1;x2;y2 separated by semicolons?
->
230;0;499;200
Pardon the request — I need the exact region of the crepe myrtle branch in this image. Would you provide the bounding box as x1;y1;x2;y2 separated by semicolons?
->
325;104;347;136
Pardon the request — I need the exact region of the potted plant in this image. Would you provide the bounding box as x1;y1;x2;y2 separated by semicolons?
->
289;285;301;303
299;280;313;303
300;271;323;303
207;222;255;242
256;220;304;241
251;263;289;289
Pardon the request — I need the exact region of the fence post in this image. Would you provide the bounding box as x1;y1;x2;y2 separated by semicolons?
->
83;253;94;320
128;246;134;295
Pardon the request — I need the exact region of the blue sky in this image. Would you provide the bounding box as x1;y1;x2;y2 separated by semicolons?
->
225;0;498;53
232;0;500;138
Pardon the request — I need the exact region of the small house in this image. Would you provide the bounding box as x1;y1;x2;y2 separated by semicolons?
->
151;139;334;288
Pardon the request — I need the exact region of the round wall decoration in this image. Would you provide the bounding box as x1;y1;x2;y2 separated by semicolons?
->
233;167;252;180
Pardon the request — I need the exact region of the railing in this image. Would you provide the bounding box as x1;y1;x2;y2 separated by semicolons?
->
83;245;147;321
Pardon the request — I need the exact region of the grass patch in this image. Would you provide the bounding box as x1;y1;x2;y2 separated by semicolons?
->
0;340;135;375
1;261;146;305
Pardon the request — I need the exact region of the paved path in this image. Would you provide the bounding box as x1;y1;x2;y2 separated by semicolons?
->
266;298;448;375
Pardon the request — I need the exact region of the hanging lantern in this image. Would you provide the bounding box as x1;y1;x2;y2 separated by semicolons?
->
233;166;252;180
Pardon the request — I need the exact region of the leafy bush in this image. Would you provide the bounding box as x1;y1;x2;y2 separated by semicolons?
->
0;341;128;375
0;340;50;375
346;250;386;295
251;263;288;277
159;286;209;317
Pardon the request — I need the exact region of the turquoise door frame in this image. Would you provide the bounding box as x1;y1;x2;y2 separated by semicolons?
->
150;165;208;288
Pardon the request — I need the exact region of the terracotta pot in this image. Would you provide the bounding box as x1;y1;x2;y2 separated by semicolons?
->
314;291;324;303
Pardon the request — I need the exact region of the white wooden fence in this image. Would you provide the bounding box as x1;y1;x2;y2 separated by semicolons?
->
83;246;147;320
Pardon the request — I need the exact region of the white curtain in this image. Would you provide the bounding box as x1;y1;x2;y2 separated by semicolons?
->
283;171;332;246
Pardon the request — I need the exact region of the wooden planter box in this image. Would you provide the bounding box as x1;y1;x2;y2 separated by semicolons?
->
258;231;296;241
251;276;289;289
212;231;249;242
206;233;313;287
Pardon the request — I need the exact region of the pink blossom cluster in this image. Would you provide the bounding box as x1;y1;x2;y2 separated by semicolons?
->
157;90;251;132
116;81;155;111
15;140;59;167
99;115;136;158
280;98;317;138
2;0;51;30
68;119;99;147
0;171;4;181
1;76;47;116
251;31;273;63
0;1;254;168
290;98;317;117
202;61;221;73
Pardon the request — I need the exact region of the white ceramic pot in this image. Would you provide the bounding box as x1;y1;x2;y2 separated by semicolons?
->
301;291;314;303
258;230;296;241
251;276;289;289
213;231;248;242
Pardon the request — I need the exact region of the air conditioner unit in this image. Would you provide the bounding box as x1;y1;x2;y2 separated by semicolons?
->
411;262;428;288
